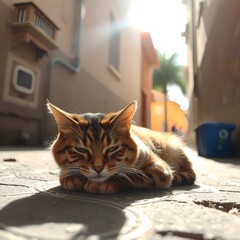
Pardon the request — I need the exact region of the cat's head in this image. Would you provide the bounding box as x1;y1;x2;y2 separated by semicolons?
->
48;101;138;183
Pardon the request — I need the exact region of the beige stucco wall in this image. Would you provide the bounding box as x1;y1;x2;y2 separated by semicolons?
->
48;0;141;120
0;1;49;145
141;46;153;128
186;0;240;155
81;0;141;108
0;0;141;145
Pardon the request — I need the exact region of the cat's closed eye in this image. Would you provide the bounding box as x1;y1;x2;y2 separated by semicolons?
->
75;146;89;154
107;145;119;152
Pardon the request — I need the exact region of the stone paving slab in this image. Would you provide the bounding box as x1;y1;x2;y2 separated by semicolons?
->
0;148;239;239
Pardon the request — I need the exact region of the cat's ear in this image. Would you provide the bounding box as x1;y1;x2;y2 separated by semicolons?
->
47;100;82;136
110;101;137;133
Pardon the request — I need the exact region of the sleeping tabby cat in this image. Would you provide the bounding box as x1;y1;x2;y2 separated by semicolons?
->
48;101;195;194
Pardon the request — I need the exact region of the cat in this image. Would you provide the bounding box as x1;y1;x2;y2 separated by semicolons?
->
48;101;196;194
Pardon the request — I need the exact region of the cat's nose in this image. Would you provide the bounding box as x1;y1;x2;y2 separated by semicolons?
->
93;166;104;174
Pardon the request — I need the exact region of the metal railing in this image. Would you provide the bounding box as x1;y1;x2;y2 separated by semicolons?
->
18;8;26;23
33;12;54;39
15;3;57;40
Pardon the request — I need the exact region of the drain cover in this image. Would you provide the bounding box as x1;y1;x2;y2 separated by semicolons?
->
0;181;152;239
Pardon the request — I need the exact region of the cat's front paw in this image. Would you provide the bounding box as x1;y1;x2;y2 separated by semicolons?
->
84;180;119;194
144;163;173;189
60;175;86;190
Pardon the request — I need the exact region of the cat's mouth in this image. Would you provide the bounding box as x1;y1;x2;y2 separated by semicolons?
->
88;176;109;183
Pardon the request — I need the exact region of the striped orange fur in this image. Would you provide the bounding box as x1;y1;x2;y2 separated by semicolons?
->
48;101;196;194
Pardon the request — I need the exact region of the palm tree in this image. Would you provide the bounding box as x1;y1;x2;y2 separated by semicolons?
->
153;51;186;132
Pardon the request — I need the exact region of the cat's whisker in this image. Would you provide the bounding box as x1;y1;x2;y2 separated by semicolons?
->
61;169;80;174
130;170;148;182
114;175;125;184
116;165;148;183
61;167;80;172
61;170;80;176
133;171;148;181
61;172;81;179
117;165;141;174
116;173;134;185
61;166;81;178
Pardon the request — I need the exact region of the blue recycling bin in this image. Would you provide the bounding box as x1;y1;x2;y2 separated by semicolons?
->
196;123;235;158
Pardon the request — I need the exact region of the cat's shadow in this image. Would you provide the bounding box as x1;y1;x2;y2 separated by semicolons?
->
0;184;200;239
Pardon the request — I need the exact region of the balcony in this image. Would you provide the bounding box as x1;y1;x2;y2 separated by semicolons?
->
11;2;59;60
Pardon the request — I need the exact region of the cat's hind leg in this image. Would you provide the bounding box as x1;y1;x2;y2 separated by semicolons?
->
142;154;173;189
172;155;196;186
172;166;196;186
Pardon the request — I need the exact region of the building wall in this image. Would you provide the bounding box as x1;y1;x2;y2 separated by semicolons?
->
140;32;159;128
81;0;141;104
49;0;141;115
186;0;240;155
151;101;188;135
141;45;152;128
0;0;141;146
0;1;48;146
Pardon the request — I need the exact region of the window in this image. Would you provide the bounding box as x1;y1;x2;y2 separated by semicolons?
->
3;53;40;108
196;18;207;67
13;65;36;95
196;1;204;27
109;12;120;72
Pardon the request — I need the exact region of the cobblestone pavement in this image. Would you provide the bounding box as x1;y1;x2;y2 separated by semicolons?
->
0;148;239;240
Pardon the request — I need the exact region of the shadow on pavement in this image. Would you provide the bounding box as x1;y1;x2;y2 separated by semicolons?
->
0;189;126;239
0;184;200;239
209;158;240;165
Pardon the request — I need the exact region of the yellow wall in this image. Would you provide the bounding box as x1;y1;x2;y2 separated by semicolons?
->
151;101;188;133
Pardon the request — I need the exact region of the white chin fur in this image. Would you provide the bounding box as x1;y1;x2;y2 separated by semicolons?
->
88;176;108;183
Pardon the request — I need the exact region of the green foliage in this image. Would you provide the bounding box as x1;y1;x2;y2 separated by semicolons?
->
153;51;186;95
